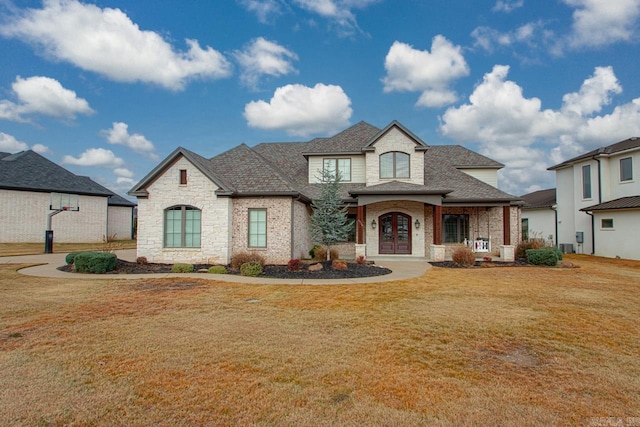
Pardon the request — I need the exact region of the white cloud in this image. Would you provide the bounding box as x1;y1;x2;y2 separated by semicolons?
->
239;0;283;23
0;132;29;152
116;176;135;186
0;0;232;90
493;0;524;13
101;122;157;159
244;83;352;136
471;22;548;53
32;143;51;154
113;167;134;178
0;76;93;122
234;37;298;89
382;36;469;108
440;65;640;194
62;148;124;168
564;0;640;48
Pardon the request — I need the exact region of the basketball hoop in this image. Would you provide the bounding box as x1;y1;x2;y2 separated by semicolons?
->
45;193;80;253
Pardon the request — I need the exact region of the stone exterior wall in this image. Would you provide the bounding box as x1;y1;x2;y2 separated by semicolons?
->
0;189;107;243
231;197;292;264
292;200;312;260
365;127;424;187
136;156;231;264
365;200;425;257
107;205;133;240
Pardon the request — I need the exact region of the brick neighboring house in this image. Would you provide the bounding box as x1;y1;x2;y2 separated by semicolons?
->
129;120;522;264
549;137;640;260
0;150;136;243
520;188;557;245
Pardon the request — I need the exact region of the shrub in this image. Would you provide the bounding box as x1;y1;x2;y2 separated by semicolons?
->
171;263;194;273
452;246;476;267
240;261;263;277
356;255;366;265
136;256;148;265
231;252;266;270
287;259;301;272
73;251;117;274
516;238;545;259
526;248;559;266
309;244;322;259
312;245;339;261
65;252;82;265
552;246;563;261
208;265;227;274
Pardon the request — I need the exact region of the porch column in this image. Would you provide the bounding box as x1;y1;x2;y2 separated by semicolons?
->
503;206;511;245
357;205;365;244
433;205;442;245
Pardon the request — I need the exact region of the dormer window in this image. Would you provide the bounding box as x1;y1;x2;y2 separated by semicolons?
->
323;158;351;181
380;152;409;179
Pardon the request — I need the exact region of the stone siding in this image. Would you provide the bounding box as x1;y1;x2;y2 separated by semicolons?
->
365;127;424;186
0;189;107;243
136;156;231;264
231;197;292;264
292;200;312;260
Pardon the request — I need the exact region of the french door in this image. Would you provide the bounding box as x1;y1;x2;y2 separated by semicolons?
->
378;212;411;254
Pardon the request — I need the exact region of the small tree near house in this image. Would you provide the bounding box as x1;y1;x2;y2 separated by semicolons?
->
310;168;354;261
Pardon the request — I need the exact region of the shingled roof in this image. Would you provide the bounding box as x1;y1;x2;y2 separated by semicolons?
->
0;150;115;197
130;121;520;204
548;137;640;170
580;196;640;212
521;188;556;209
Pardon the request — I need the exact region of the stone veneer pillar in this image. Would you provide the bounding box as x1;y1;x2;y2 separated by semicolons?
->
500;245;515;262
430;244;445;262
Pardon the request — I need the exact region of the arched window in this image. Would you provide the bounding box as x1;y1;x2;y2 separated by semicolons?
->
165;205;201;248
380;152;410;179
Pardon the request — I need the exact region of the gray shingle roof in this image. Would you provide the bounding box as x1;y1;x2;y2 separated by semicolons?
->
521;188;556;209
580;196;640;212
0;150;114;197
549;137;640;170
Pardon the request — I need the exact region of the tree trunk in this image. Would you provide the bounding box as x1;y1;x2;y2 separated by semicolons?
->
326;244;331;261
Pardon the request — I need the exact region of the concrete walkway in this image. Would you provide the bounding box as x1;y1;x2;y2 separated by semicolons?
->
1;249;431;285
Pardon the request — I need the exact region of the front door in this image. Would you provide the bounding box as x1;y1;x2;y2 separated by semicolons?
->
379;212;411;254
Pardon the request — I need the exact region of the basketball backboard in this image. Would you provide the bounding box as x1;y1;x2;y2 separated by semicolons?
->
50;192;79;211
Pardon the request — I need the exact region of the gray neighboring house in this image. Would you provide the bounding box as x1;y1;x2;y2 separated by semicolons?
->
520;188;557;246
129;120;523;264
0;150;136;243
549;137;640;259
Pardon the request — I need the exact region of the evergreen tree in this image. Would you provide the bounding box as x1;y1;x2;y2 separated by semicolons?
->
310;169;354;261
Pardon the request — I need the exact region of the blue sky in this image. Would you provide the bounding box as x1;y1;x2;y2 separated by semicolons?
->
1;0;639;199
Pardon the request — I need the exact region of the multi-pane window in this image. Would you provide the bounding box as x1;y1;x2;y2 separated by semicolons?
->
522;218;529;241
165;206;201;248
582;164;592;199
601;218;614;229
380;152;410;179
323;158;351;181
443;214;469;243
248;209;267;247
620;157;633;181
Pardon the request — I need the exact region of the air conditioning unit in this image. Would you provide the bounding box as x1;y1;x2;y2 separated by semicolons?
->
559;243;574;254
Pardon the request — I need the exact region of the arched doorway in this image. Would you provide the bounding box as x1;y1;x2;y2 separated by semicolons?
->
379;212;411;254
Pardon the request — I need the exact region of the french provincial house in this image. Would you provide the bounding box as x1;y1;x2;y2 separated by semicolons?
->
129;121;522;264
549;137;640;260
520;188;557;245
0;150;136;243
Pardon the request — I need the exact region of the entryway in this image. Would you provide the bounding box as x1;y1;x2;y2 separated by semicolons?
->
379;212;411;254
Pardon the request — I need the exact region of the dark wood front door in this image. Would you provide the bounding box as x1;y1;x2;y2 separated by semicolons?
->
379;212;411;254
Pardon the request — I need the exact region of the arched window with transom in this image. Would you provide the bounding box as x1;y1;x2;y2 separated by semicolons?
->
164;205;201;248
379;151;410;179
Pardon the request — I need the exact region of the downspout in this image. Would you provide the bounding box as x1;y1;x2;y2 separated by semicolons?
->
589;156;603;255
552;205;558;248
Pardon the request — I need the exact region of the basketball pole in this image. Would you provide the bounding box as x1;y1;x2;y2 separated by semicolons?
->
44;208;65;254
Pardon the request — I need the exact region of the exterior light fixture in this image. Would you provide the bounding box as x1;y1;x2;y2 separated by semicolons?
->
415;219;421;229
371;219;377;229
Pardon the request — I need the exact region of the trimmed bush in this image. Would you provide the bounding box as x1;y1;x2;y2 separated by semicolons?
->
526;248;559;266
65;252;82;265
208;265;227;274
171;263;195;273
240;261;263;277
552;246;563;261
356;255;366;265
516;238;546;259
452;246;476;267
73;251;117;274
136;256;148;265
309;244;322;259
312;245;339;261
231;252;266;270
287;259;301;272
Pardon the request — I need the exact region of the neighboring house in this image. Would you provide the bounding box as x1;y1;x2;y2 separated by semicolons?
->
129;121;522;264
0;150;136;243
549;137;640;260
520;188;557;245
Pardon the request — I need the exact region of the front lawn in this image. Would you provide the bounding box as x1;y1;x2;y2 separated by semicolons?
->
1;255;638;425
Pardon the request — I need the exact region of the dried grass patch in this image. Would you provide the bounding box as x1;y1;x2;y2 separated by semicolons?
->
0;256;639;425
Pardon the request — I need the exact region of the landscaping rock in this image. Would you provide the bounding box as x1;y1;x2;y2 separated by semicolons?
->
332;260;348;270
308;263;323;271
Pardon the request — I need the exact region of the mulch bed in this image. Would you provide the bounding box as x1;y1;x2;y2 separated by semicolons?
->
58;259;392;279
430;259;531;268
